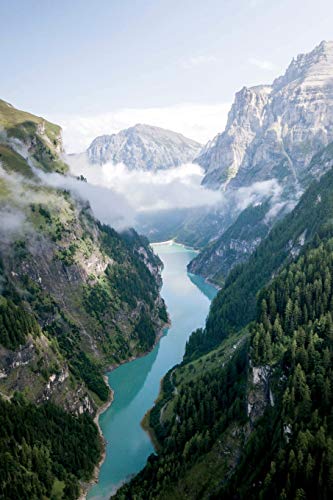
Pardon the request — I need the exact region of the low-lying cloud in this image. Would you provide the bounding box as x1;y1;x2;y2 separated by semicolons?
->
35;169;135;230
66;156;291;231
67;157;223;213
1;156;290;243
233;178;283;212
0;206;27;241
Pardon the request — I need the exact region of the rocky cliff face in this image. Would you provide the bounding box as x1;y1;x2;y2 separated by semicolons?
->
86;123;202;171
189;41;333;284
190;139;333;285
188;202;273;284
197;85;271;188
198;41;333;192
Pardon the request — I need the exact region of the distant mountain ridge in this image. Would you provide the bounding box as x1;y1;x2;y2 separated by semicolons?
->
86;123;202;171
197;40;333;191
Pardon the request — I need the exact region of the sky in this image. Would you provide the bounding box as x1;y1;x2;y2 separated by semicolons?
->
1;0;333;152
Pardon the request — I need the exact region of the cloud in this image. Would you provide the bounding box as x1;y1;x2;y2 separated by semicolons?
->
0;163;134;236
234;179;283;212
1;160;288;247
181;55;219;69
67;156;222;213
248;57;277;71
0;206;27;242
34;169;135;230
65;156;288;233
49;102;231;153
0;166;39;243
264;199;296;223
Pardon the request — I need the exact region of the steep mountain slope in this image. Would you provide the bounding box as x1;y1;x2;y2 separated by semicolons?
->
188;41;333;284
198;40;333;191
116;155;333;500
188;201;274;284
0;98;68;174
197;85;271;187
139;42;333;258
188;139;333;285
194;162;333;355
0;100;167;498
86;124;202;170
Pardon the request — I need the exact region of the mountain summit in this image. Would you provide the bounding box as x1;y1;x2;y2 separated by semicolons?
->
197;40;333;190
86;123;202;171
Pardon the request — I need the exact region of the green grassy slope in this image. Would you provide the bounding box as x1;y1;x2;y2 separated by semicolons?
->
0;98;68;173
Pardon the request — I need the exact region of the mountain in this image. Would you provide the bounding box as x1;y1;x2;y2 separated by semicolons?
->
86;124;202;170
117;143;333;500
139;42;333;258
197;40;333;191
189;139;333;286
187;200;274;284
0;98;68;175
0;100;167;497
186;41;333;283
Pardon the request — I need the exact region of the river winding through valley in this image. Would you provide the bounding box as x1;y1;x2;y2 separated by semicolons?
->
88;242;218;500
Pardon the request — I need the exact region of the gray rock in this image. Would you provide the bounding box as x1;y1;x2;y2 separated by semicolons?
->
86;124;202;171
198;41;333;192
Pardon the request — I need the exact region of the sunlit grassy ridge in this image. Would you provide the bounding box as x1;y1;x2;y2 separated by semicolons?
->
0;98;67;174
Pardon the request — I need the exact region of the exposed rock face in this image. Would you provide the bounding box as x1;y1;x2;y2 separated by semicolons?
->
198;41;333;192
190;138;333;285
247;364;271;425
197;85;271;188
188;41;333;285
187;199;293;284
86;124;202;171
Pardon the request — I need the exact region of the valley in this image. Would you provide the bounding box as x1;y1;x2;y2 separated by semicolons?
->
1;26;333;500
88;243;217;499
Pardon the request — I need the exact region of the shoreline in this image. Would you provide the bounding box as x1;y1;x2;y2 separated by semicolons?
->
151;239;200;253
80;245;216;499
187;271;221;291
152;240;222;292
79;317;171;500
79;378;114;500
140;373;166;453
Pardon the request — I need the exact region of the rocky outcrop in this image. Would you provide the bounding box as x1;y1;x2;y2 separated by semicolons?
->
86;124;202;171
188;203;271;283
197;85;271;188
247;364;271;425
189;42;333;285
198;41;333;192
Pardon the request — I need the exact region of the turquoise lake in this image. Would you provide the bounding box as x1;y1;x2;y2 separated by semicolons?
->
88;242;218;499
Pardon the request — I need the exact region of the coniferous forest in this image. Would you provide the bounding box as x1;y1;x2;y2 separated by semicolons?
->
0;395;101;499
116;165;333;499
